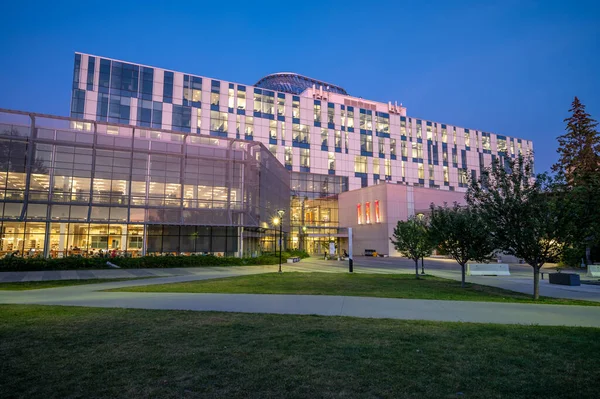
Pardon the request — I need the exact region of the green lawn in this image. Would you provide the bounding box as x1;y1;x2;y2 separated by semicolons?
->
0;278;151;291
1;305;598;398
111;272;600;306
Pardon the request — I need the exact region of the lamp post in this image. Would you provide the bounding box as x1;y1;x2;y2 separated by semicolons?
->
274;210;285;273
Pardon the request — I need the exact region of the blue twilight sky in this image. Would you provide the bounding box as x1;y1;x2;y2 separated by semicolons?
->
0;0;598;173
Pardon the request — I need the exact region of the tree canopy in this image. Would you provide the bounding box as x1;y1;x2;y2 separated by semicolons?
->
390;216;433;279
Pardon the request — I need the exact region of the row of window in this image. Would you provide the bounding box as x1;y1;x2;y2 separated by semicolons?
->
357;200;381;225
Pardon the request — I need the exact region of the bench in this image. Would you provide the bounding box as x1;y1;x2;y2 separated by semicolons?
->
466;263;510;276
286;257;300;263
587;265;600;278
549;272;580;286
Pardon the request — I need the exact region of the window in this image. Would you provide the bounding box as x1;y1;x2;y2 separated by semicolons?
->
442;127;447;143
418;163;424;179
347;108;354;128
341;108;346;127
328;152;335;171
458;168;468;185
285;147;292;166
357;204;362;224
344;131;349;150
163;71;174;103
334;130;342;149
280;121;286;140
354;156;367;173
197;109;202;129
277;95;285;116
412;142;423;159
245;116;254;138
510;140;515;155
237;87;246;110
292;98;300;118
314;102;321;123
376;114;389;133
375;200;381;223
400;119;407;136
401;141;408;157
416;122;422;139
359;111;372;130
269;145;277;156
172;105;191;132
365;202;371;224
426;125;433;140
390;139;396;156
327;105;334;124
378;140;385;155
269;120;277;140
443;147;448;162
300;148;310;168
373;158;380;176
453;127;457;144
465;130;470;146
385;159;391;177
235;115;240;135
360;134;373;152
210;111;227;132
482;135;491;151
429;164;435;180
228;87;235;108
498;137;507;153
292;124;310;144
443;166;449;182
210;80;220;106
321;129;328;147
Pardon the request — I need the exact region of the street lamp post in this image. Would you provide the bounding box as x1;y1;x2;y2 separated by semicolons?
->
274;209;285;273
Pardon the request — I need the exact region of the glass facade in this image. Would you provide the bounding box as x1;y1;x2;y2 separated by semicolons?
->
0;110;289;258
66;52;533;255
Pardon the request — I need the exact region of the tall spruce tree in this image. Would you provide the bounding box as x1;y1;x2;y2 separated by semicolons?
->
552;97;600;264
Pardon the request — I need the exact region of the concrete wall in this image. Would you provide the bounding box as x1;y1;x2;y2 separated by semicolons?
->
339;183;467;256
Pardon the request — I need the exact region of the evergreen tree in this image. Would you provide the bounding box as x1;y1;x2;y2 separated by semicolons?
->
552;97;600;264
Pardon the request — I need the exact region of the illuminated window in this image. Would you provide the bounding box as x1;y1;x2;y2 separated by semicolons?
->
390;139;396;156
385;159;391;176
196;109;202;129
210;92;219;106
347;108;354;128
429;164;435;179
482;135;491;151
375;200;381;223
357;204;362;224
465;130;470;146
228;87;235;108
416;122;422;139
284;147;292;166
426;125;433;140
334;130;341;148
327;105;334;124
354;156;367;173
300;148;310;168
328;152;335;171
418;163;424;179
269;120;277;140
376;114;389;133
277;96;285;116
442;128;447;143
497;137;507;153
245;116;254;137
314;103;321;122
365;202;371;224
321;129;328;147
237;87;246;110
292;98;300;118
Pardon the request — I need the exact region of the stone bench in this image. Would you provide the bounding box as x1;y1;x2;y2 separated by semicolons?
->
587;265;600;278
466;263;510;276
286;257;300;263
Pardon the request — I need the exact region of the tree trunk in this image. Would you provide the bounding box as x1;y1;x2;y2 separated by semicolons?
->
533;266;540;300
460;264;466;288
414;258;420;279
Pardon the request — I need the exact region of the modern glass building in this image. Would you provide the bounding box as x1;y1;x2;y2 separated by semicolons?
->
0;109;289;258
0;51;535;258
69;52;534;255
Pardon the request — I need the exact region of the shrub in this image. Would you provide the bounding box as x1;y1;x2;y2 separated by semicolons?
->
0;251;307;272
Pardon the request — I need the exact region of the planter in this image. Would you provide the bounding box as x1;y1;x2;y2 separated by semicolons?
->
549;273;580;286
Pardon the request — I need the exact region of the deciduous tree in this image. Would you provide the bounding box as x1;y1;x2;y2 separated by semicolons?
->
429;203;495;288
467;155;570;299
390;216;433;279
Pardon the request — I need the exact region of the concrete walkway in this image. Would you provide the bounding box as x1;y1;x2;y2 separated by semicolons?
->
1;257;600;302
1;272;600;327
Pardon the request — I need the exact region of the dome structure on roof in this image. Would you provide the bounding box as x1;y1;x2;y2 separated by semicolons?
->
254;73;348;95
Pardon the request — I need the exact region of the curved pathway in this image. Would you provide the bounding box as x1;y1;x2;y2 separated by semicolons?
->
1;270;600;328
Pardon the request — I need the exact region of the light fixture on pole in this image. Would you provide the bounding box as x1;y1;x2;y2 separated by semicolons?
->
276;209;285;273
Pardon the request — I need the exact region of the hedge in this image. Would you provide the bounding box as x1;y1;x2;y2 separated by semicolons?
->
0;250;310;272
